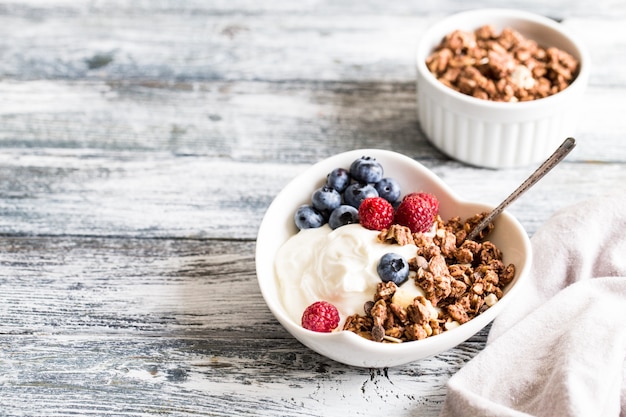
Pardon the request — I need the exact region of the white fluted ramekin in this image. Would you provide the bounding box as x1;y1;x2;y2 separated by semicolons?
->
416;9;589;169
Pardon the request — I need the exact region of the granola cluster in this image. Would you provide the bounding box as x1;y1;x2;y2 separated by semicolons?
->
343;213;516;343
425;25;580;102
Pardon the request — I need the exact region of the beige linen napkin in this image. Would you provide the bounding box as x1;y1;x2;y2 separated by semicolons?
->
440;193;626;417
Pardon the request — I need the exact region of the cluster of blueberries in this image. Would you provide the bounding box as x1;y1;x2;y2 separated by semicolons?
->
294;156;401;230
294;156;410;285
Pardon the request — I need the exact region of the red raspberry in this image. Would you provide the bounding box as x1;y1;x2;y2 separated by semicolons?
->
301;301;340;333
394;192;439;233
358;197;395;231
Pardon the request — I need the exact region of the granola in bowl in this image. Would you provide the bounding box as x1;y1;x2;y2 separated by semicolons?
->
344;213;515;343
426;25;580;102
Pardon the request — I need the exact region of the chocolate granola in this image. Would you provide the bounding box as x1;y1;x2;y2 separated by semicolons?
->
343;213;516;343
425;25;580;102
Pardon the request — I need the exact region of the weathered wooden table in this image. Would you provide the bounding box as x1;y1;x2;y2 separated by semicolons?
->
1;1;624;415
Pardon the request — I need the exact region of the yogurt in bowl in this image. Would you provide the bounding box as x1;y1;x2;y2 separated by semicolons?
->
275;223;425;329
255;149;532;368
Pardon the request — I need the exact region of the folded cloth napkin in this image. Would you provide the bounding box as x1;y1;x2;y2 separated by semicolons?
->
440;193;626;417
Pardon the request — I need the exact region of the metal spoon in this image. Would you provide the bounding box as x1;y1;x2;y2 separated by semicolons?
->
466;137;577;241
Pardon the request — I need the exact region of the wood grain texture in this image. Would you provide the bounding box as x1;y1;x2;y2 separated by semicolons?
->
0;148;622;239
1;1;625;416
0;236;485;416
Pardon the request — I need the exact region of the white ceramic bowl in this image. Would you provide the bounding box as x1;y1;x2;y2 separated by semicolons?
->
415;9;590;169
256;149;532;368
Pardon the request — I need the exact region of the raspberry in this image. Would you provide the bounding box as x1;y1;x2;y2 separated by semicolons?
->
394;192;439;233
358;197;395;231
301;301;340;332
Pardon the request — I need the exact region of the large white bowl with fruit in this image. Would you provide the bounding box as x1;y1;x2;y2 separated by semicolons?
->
256;149;531;368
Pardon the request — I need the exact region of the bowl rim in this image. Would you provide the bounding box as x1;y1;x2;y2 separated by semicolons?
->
255;149;533;366
415;8;590;110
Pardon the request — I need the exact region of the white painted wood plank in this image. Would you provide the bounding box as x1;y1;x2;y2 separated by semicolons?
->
0;10;622;84
0;80;623;160
0;148;623;239
0;236;483;416
0;334;476;416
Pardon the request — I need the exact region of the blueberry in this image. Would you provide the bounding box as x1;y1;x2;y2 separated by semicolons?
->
377;253;409;285
311;186;342;218
374;177;401;203
328;205;359;229
294;205;325;229
350;156;383;184
326;168;351;193
343;183;378;208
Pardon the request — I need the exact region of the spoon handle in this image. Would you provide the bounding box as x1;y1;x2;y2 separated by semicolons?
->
466;137;577;241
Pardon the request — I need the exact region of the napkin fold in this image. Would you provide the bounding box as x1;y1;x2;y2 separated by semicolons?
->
440;193;626;417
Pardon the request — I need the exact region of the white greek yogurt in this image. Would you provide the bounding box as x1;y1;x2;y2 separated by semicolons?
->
274;223;428;327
